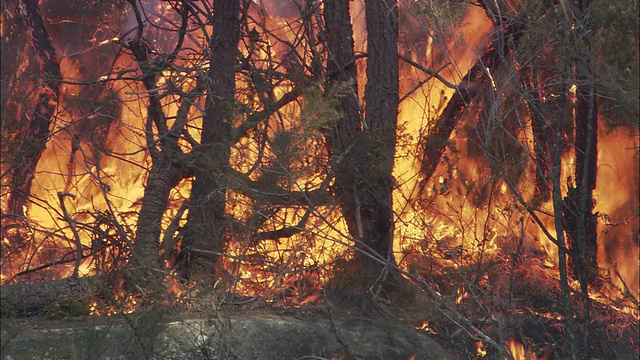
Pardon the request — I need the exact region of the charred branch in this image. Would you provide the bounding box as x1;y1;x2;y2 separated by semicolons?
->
227;168;331;207
232;84;309;143
417;19;523;193
56;192;83;278
399;62;451;104
519;64;552;203
398;55;460;91
253;209;312;242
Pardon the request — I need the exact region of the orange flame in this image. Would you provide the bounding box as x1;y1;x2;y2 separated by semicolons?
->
476;340;487;358
506;339;526;360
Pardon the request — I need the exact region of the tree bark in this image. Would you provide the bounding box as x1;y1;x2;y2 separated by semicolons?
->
563;0;599;287
322;0;362;268
180;0;240;281
124;0;193;287
356;0;400;290
563;1;598;357
323;0;361;154
322;0;401;292
7;0;61;216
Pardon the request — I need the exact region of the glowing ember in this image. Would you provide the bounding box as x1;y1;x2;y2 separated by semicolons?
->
455;286;467;304
476;340;487;358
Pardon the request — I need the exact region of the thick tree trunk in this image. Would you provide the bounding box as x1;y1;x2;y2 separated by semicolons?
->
322;0;400;293
116;0;195;294
322;0;362;272
323;0;361;152
180;0;240;281
123;2;186;280
7;0;61;216
134;160;183;271
355;0;399;290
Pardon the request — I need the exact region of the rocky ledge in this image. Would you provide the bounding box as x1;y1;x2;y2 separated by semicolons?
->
1;315;457;360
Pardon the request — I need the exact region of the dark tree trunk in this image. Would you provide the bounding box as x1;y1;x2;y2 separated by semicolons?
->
180;0;240;281
355;0;399;290
563;186;598;284
564;72;599;288
564;28;599;287
323;0;361;152
563;1;598;357
7;0;61;216
322;0;362;266
520;65;551;204
322;0;400;293
134;160;184;271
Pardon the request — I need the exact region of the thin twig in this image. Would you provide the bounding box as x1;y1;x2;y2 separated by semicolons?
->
57;192;83;278
615;270;640;308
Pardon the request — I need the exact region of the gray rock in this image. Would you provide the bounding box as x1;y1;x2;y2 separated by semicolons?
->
1;316;457;360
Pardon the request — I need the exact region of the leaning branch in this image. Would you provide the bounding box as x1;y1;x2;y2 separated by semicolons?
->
232;84;308;143
253;210;312;242
417;17;524;193
398;55;460;90
227;168;332;207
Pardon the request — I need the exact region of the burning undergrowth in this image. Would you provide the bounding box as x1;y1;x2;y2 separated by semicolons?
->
1;0;638;359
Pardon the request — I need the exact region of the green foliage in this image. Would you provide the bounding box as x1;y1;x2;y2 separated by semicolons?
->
43;300;88;319
591;0;640;128
516;0;639;129
265;82;352;182
300;82;351;131
404;0;468;32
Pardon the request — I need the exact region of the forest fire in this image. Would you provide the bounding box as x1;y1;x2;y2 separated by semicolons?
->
1;0;638;359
